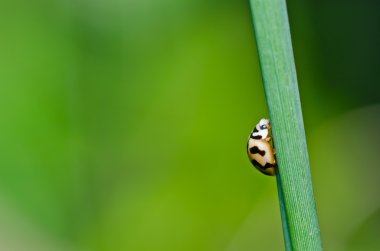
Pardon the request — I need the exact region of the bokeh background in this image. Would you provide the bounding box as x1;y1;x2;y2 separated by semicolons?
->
0;0;379;250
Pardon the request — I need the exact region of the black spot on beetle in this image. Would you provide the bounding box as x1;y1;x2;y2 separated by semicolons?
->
251;159;262;168
251;160;274;176
250;146;266;156
250;159;275;170
250;134;262;140
263;162;276;169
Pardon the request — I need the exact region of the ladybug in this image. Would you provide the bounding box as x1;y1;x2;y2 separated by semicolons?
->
247;118;276;176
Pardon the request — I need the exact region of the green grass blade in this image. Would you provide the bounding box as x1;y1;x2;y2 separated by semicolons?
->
249;0;323;250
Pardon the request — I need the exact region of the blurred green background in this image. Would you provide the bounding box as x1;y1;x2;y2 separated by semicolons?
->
0;0;379;250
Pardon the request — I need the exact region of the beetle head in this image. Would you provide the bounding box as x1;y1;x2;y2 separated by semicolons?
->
257;118;271;131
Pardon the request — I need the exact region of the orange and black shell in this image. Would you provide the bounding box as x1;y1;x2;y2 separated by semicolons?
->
247;129;276;176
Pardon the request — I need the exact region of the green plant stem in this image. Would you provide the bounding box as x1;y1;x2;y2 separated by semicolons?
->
249;0;323;250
